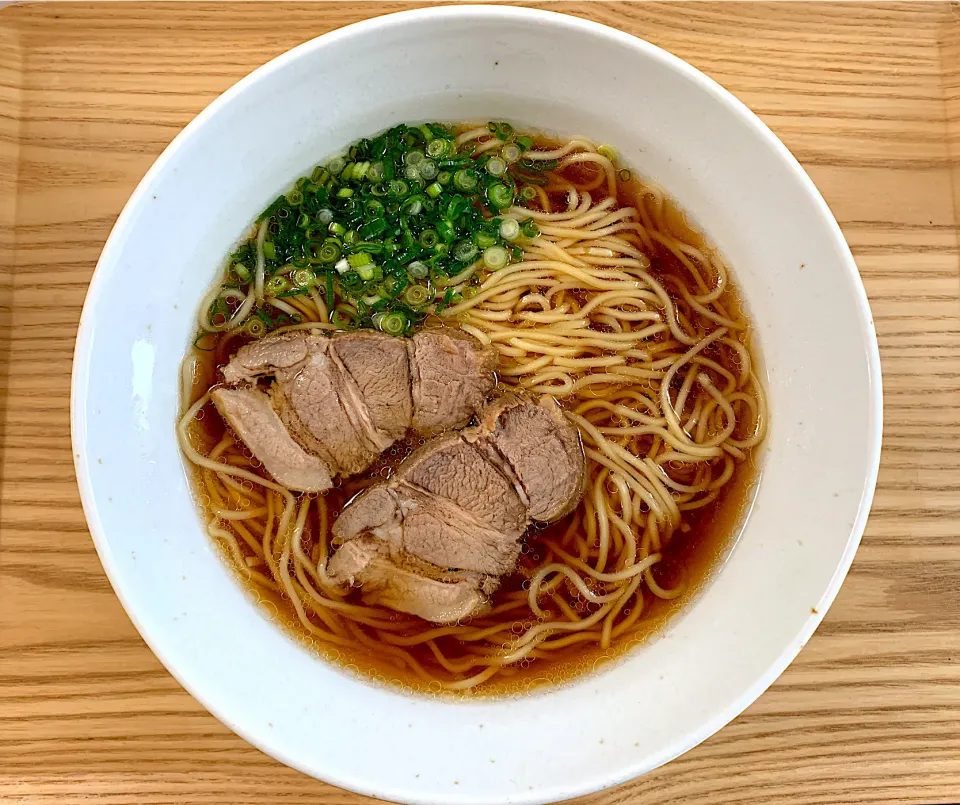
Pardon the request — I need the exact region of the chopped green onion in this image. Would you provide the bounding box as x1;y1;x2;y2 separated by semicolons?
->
358;218;389;239
291;268;314;287
502;144;522;164
407;261;429;279
482;245;509;270
265;276;291;296
312;239;341;264
348;253;373;268
486;157;507;177
598;145;618;161
487;183;514;210
436;220;455;243
378;311;407;336
476;230;498;249
402;197;423;216
214;121;559;334
453;170;478;192
618;169;632;182
499;217;521;241
357;264;378;281
488;121;513;140
426;138;449;158
403;284;432;308
436;287;455;313
246;317;267;338
453;239;478;262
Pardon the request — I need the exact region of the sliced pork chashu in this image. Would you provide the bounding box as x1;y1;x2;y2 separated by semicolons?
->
327;535;490;624
328;395;586;623
332;331;412;441
224;332;383;475
210;386;333;493
408;329;497;436
217;328;496;488
470;393;586;522
334;483;521;576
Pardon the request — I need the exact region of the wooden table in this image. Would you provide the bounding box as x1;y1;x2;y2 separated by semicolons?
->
2;3;958;803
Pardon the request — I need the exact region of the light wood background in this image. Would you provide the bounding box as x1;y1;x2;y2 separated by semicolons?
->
1;2;959;803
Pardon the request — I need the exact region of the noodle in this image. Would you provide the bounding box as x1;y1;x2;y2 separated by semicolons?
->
177;127;766;694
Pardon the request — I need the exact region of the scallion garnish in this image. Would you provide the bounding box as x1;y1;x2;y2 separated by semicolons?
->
403;284;432;309
482;246;509;270
499;218;521;242
226;122;580;331
407;261;429;279
453;240;478;262
487;183;514;210
378;311;407;336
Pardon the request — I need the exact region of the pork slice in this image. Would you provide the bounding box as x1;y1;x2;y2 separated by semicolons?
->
332;485;403;549
332;331;412;440
210;386;332;493
394;484;521;575
399;434;527;537
223;329;393;474
334;481;521;576
221;330;324;385
327;536;488;624
268;383;338;470
408;329;496;436
328;354;395;453
476;394;586;522
274;350;381;476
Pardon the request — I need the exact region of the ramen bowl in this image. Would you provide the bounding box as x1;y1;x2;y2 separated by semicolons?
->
72;6;882;804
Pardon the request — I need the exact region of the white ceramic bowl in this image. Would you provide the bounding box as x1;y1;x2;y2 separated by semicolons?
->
72;6;882;804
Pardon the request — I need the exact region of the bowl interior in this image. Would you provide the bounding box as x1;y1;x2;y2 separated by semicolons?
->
73;7;881;805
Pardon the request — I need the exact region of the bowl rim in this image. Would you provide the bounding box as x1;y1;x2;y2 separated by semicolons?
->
71;5;883;803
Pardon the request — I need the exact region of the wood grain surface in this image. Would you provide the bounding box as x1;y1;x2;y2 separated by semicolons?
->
1;3;959;804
